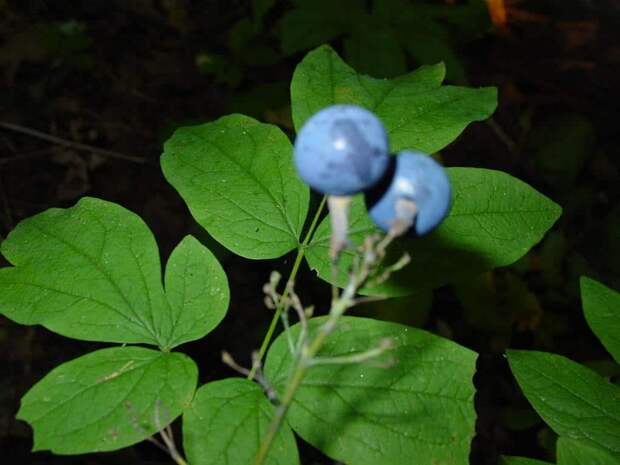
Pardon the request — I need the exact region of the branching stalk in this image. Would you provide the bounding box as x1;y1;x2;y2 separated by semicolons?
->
247;196;326;380
252;232;403;465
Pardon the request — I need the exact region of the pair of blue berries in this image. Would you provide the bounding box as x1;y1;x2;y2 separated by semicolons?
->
294;104;451;237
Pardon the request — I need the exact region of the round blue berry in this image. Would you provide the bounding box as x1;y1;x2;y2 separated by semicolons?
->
294;104;390;196
366;151;452;235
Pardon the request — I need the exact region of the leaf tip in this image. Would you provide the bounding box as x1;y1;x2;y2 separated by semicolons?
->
435;61;447;81
579;275;591;292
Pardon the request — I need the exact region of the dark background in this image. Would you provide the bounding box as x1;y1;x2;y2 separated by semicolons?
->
0;0;619;463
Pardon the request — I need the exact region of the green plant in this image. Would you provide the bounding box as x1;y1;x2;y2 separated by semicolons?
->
0;45;563;464
503;277;620;465
197;0;492;127
279;0;490;82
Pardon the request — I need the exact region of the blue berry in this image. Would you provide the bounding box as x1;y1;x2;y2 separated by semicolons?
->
366;151;452;236
294;104;390;196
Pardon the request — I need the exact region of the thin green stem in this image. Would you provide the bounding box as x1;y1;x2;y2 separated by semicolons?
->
251;360;308;465
247;196;326;380
252;258;365;465
252;225;404;465
251;316;335;465
170;450;189;465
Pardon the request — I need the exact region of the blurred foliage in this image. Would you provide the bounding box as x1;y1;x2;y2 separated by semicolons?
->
0;0;493;127
453;270;561;352
0;20;93;84
192;0;492;125
279;0;490;82
529;113;595;190
195;0;281;87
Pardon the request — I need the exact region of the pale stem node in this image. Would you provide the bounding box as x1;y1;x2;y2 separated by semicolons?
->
264;271;310;358
286;283;310;355
279;305;296;356
375;198;418;256
392;197;418;236
221;351;251;377
330;260;340;303
327;195;352;261
152;400;185;465
254;271;284;372
222;351;278;403
372;252;411;286
262;271;282;309
126;399;188;465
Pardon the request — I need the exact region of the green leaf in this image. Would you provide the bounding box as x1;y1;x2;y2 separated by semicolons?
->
343;28;407;78
507;349;620;457
161;114;309;259
581;276;620;363
305;168;562;296
183;378;299;465
404;30;467;84
290;45;496;154
500;457;553;465
372;1;468;83
264;316;478;465
0;198;228;349
279;0;366;55
557;437;620;465
164;235;229;348
17;346;197;454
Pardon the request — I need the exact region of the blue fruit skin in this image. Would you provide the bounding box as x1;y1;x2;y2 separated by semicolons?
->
367;151;452;235
294;104;390;196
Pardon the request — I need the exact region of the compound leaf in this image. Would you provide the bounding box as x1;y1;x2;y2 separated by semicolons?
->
17;346;197;454
508;349;620;458
581;276;620;363
264;316;477;465
291;44;496;154
305;168;561;296
0;198;228;349
183;378;299;465
161;114;309;259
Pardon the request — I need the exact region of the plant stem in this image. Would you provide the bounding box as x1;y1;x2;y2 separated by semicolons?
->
172;453;189;465
252;262;362;465
251;324;331;465
247;196;326;380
